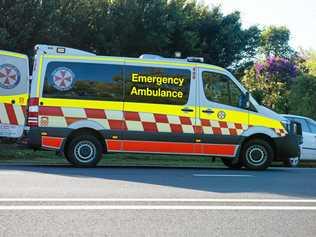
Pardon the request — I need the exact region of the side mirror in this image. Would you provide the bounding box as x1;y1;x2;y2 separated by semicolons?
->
241;92;250;109
293;122;302;136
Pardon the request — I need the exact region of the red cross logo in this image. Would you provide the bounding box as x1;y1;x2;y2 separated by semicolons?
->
52;67;75;91
0;64;21;89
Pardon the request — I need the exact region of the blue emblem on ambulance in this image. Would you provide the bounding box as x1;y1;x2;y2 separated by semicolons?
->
51;67;75;91
0;64;21;89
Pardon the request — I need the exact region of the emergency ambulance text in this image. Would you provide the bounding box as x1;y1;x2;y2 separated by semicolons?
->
130;73;185;99
131;73;185;87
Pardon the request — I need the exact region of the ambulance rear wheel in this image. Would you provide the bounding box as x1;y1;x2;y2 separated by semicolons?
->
66;135;102;167
241;139;273;170
222;158;243;169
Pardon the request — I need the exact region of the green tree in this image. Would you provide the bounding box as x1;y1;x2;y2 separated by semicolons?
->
199;7;260;68
37;0;98;50
304;50;316;76
289;74;316;120
164;0;205;57
0;0;42;54
260;26;293;58
0;0;260;69
106;0;170;56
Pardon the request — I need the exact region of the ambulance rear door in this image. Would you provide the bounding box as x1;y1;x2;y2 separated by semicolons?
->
0;50;29;138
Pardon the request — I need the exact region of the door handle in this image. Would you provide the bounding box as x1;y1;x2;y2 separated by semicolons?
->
202;109;215;114
182;107;194;113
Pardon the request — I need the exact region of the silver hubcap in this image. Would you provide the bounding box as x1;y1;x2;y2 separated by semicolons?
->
246;145;267;166
74;141;96;163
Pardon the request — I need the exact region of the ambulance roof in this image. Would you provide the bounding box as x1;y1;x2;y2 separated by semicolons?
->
35;44;226;72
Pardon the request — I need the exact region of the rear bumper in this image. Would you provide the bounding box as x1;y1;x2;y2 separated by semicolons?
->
24;127;72;150
273;134;300;161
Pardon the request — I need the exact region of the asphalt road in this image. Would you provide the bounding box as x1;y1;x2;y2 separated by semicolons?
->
0;165;315;237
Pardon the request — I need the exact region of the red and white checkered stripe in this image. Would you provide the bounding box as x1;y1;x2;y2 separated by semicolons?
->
38;106;287;137
0;103;26;126
200;119;248;136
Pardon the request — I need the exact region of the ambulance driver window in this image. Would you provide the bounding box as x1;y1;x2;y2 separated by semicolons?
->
43;62;123;101
202;72;244;108
124;66;191;105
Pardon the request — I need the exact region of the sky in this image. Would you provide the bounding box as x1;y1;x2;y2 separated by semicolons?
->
201;0;316;50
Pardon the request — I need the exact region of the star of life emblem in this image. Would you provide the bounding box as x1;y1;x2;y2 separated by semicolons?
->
0;64;21;89
51;67;75;91
217;111;226;120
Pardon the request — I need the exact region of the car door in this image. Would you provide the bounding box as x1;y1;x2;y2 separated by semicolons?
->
291;118;315;160
121;63;198;154
0;50;29;138
198;69;249;157
304;119;316;160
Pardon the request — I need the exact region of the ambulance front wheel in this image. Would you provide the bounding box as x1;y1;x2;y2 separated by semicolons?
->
65;134;102;167
241;139;273;170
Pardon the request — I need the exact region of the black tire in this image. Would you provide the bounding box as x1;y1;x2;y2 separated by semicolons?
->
65;134;102;167
241;139;273;170
222;158;243;169
64;152;75;165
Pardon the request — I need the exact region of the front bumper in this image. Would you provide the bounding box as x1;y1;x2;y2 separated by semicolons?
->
273;135;300;161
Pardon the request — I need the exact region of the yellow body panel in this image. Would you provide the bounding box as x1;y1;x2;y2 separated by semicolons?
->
0;94;28;106
199;106;283;130
249;113;283;129
36;56;44;97
40;98;195;118
40;98;123;111
199;107;249;125
124;102;195;118
0;50;28;59
45;55;124;63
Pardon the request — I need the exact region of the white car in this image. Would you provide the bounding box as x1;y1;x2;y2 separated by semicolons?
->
282;115;316;161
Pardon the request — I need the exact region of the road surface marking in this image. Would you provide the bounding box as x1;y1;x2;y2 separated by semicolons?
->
193;174;253;177
0;205;315;210
0;198;316;203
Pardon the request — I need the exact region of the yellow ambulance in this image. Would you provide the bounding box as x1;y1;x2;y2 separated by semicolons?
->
0;45;301;170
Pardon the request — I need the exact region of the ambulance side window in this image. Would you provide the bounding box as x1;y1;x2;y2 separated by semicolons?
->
124;66;191;105
43;62;123;101
202;71;244;108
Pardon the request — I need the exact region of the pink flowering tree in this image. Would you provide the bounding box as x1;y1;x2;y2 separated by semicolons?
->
243;56;298;113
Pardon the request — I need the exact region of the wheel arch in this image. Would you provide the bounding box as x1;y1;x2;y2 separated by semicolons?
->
238;133;276;160
62;127;106;154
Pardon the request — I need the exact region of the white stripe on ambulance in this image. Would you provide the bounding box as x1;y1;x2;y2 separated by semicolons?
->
13;105;25;125
0;104;10;124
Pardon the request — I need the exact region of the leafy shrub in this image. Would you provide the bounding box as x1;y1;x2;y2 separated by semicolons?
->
289;74;316;120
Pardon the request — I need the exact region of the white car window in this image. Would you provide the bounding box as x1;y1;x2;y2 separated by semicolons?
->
289;118;310;133
308;120;316;133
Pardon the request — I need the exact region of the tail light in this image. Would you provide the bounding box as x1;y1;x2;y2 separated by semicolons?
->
28;97;39;127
